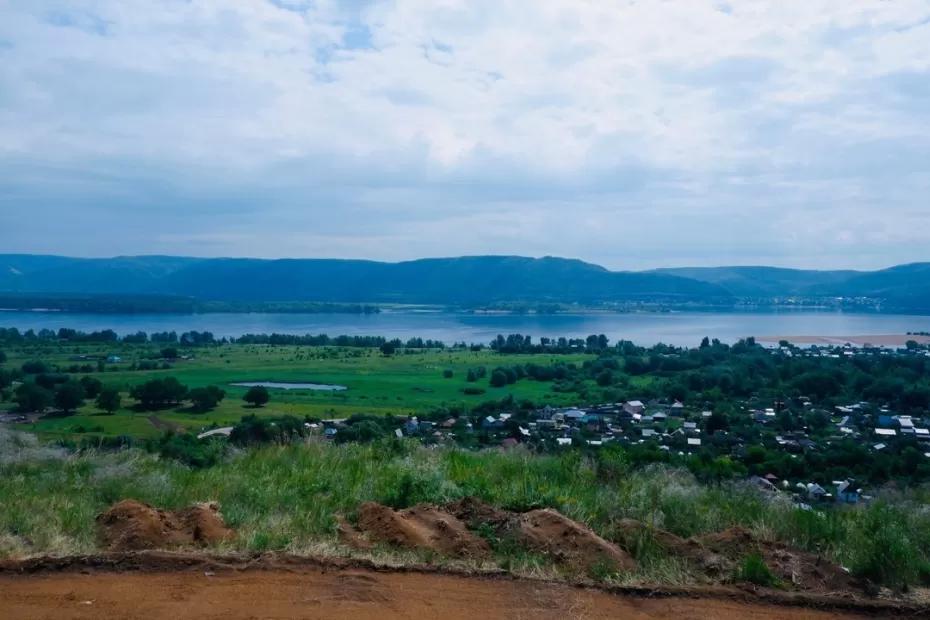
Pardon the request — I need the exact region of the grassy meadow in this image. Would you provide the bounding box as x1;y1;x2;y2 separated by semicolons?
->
1;343;598;439
2;429;929;589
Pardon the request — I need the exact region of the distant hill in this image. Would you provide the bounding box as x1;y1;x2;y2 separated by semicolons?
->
651;266;861;297
2;255;928;310
654;263;930;311
807;263;930;310
0;255;730;305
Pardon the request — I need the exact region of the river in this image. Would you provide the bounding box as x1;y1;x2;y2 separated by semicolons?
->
2;310;929;347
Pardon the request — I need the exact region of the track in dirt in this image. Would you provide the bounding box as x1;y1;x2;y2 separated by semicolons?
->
0;564;909;620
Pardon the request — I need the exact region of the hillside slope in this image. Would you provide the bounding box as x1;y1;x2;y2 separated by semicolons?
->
0;255;729;304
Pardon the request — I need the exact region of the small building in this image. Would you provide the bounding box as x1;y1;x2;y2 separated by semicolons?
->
834;479;860;504
623;400;645;415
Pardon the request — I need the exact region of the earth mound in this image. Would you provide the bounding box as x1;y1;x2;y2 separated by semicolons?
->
444;496;516;531
356;502;491;558
517;508;636;573
612;518;727;573
697;526;858;592
96;499;233;551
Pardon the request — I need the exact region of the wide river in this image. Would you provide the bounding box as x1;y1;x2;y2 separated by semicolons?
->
2;310;929;347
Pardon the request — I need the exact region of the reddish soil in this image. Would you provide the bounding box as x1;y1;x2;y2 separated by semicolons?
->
355;502;491;558
517;508;637;573
0;555;910;620
96;500;233;552
697;527;859;593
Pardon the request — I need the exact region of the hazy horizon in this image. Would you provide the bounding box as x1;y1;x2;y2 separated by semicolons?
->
2;1;929;270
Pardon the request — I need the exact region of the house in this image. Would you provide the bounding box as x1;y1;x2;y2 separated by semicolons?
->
875;428;897;437
687;437;702;447
683;421;699;433
642;429;656;438
623;400;645;415
896;416;915;430
670;401;685;415
834;479;860;504
798;482;827;501
564;409;585;421
556;437;572;447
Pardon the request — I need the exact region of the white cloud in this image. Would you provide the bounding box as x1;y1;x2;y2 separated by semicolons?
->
1;0;929;268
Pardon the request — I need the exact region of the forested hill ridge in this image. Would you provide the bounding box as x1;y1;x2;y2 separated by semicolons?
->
0;254;928;310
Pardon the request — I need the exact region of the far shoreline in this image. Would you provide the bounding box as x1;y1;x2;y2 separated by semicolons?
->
757;334;930;347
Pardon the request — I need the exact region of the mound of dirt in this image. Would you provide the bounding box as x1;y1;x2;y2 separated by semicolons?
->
612;519;728;573
356;502;491;558
96;500;233;552
517;509;636;573
697;527;858;593
444;496;516;531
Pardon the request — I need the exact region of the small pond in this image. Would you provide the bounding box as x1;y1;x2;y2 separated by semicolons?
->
230;381;347;391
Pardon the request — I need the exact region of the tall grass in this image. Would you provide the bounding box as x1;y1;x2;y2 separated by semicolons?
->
1;428;929;589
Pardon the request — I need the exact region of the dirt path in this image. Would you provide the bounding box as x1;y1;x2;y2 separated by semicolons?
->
147;415;183;433
0;567;900;620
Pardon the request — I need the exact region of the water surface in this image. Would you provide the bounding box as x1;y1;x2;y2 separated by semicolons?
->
2;310;929;347
230;381;347;391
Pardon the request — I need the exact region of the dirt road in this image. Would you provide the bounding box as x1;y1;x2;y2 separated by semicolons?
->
0;567;902;620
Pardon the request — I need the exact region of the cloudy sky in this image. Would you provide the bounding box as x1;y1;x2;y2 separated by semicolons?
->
1;1;929;269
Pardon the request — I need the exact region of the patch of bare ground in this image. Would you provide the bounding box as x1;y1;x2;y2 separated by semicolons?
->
96;500;233;552
0;553;923;620
353;502;492;558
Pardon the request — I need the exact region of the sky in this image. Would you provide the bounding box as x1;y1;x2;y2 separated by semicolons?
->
1;1;929;270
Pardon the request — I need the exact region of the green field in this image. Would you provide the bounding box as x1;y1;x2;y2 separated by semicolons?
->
2;344;595;439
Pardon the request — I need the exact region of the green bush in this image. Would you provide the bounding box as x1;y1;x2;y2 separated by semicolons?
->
735;553;780;588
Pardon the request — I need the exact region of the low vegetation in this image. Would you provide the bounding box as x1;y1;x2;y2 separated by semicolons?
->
1;427;930;591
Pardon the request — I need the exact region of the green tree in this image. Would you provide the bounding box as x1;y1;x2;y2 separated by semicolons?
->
79;375;103;399
96;387;121;414
243;385;270;408
130;377;188;409
14;383;53;413
54;381;86;413
489;369;508;387
188;385;225;412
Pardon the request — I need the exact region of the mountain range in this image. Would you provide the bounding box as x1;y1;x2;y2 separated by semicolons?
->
0;255;927;310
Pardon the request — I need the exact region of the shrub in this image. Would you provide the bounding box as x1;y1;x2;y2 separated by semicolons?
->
442;369;454;379
734;553;780;588
21;360;49;374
